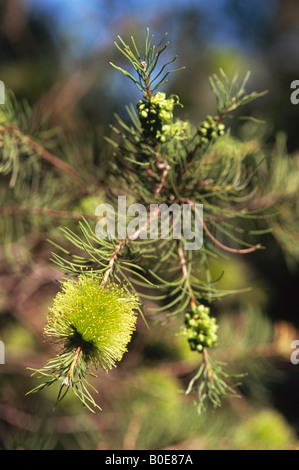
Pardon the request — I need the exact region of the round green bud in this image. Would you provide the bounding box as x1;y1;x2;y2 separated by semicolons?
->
164;100;174;111
155;92;166;101
184;313;191;323
188;319;198;328
197;333;205;343
199;127;208;136
205;337;216;347
162;124;171;133
140;110;148;119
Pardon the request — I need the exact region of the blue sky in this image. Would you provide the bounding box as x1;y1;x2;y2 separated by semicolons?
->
24;0;278;57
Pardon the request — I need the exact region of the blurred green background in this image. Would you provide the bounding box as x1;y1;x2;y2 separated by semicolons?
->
1;0;299;450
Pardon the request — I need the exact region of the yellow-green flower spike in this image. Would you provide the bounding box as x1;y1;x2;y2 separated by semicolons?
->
27;274;139;412
45;274;139;371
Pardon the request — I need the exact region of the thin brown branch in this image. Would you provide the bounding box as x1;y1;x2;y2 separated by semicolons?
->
62;347;82;387
101;207;160;286
203;347;214;387
1;206;94;220
178;244;196;310
141;61;152;102
23;134;86;188
155;160;170;195
3;126;86;189
101;239;127;286
183;198;262;254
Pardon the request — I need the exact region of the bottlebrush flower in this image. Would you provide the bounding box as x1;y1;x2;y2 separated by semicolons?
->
27;274;139;411
45;274;139;371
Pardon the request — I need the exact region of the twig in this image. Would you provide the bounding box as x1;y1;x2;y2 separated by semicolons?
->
178;244;196;310
1;206;94;220
101;239;127;286
62;347;82;387
3;126;86;189
183;198;262;254
154;160;170;195
102;207;160;286
203;347;214;388
141;61;152;102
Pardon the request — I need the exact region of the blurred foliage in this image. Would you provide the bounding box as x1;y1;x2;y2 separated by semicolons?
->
0;0;299;451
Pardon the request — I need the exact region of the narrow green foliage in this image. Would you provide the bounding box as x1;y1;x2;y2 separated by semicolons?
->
0;90;57;187
28;350;101;413
106;32;270;413
110;28;184;96
3;28;295;417
185;355;245;415
209;68;268;117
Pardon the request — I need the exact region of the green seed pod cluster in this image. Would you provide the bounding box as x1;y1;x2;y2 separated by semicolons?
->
184;304;218;352
137;92;181;141
198;115;225;145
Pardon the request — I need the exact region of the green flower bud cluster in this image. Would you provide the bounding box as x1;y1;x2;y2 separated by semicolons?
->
137;92;181;141
156;119;189;142
198;115;225;145
184;304;218;352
